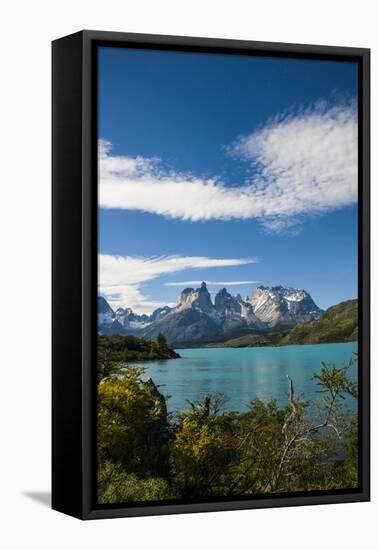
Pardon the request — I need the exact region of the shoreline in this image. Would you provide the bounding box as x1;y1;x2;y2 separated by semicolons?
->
173;338;358;351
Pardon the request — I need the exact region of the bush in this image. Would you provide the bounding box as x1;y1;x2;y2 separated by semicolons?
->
98;461;172;503
97;356;359;503
98;368;169;477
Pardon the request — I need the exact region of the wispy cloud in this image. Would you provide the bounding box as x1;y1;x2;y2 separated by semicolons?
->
99;254;258;313
164;280;260;287
99;101;357;231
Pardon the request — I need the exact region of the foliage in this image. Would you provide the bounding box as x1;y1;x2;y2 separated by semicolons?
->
98;461;172;504
170;396;237;497
97;334;180;382
314;355;358;400
97;354;358;504
98;368;169;477
281;300;358;345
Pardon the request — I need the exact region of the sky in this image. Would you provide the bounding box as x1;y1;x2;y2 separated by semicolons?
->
98;46;358;314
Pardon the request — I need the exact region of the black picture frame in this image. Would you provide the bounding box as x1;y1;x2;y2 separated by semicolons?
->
52;30;370;520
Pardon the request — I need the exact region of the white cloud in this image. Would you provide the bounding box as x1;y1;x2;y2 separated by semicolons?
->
99;102;357;230
164;280;260;287
99;254;258;313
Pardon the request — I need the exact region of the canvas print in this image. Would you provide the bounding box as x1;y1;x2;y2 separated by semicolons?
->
97;47;359;506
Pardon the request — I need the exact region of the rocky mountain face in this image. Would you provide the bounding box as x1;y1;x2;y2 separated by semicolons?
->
98;283;323;344
149;305;173;322
143;283;269;344
178;282;214;315
214;288;265;333
143;283;222;343
250;286;323;328
115;307;150;331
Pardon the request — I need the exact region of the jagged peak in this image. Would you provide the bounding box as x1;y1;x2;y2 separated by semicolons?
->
216;287;229;296
181;287;195;295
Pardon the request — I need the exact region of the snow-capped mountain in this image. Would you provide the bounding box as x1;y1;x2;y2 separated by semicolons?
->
214;287;265;332
250;285;323;328
149;305;173;322
98;283;323;343
98;297;171;335
98;296;126;335
115;307;150;331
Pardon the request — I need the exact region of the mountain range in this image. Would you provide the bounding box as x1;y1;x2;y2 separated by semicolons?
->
98;283;324;345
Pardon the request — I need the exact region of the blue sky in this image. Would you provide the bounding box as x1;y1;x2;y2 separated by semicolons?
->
98;46;358;314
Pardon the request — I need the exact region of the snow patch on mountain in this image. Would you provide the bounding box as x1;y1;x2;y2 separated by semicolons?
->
250;286;323;328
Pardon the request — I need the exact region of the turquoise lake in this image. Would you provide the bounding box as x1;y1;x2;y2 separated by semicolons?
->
137;342;358;414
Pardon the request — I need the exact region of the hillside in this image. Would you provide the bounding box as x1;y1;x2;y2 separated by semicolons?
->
280;299;358;345
217;299;357;348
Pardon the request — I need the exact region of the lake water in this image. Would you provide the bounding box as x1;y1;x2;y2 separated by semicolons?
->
136;342;357;414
